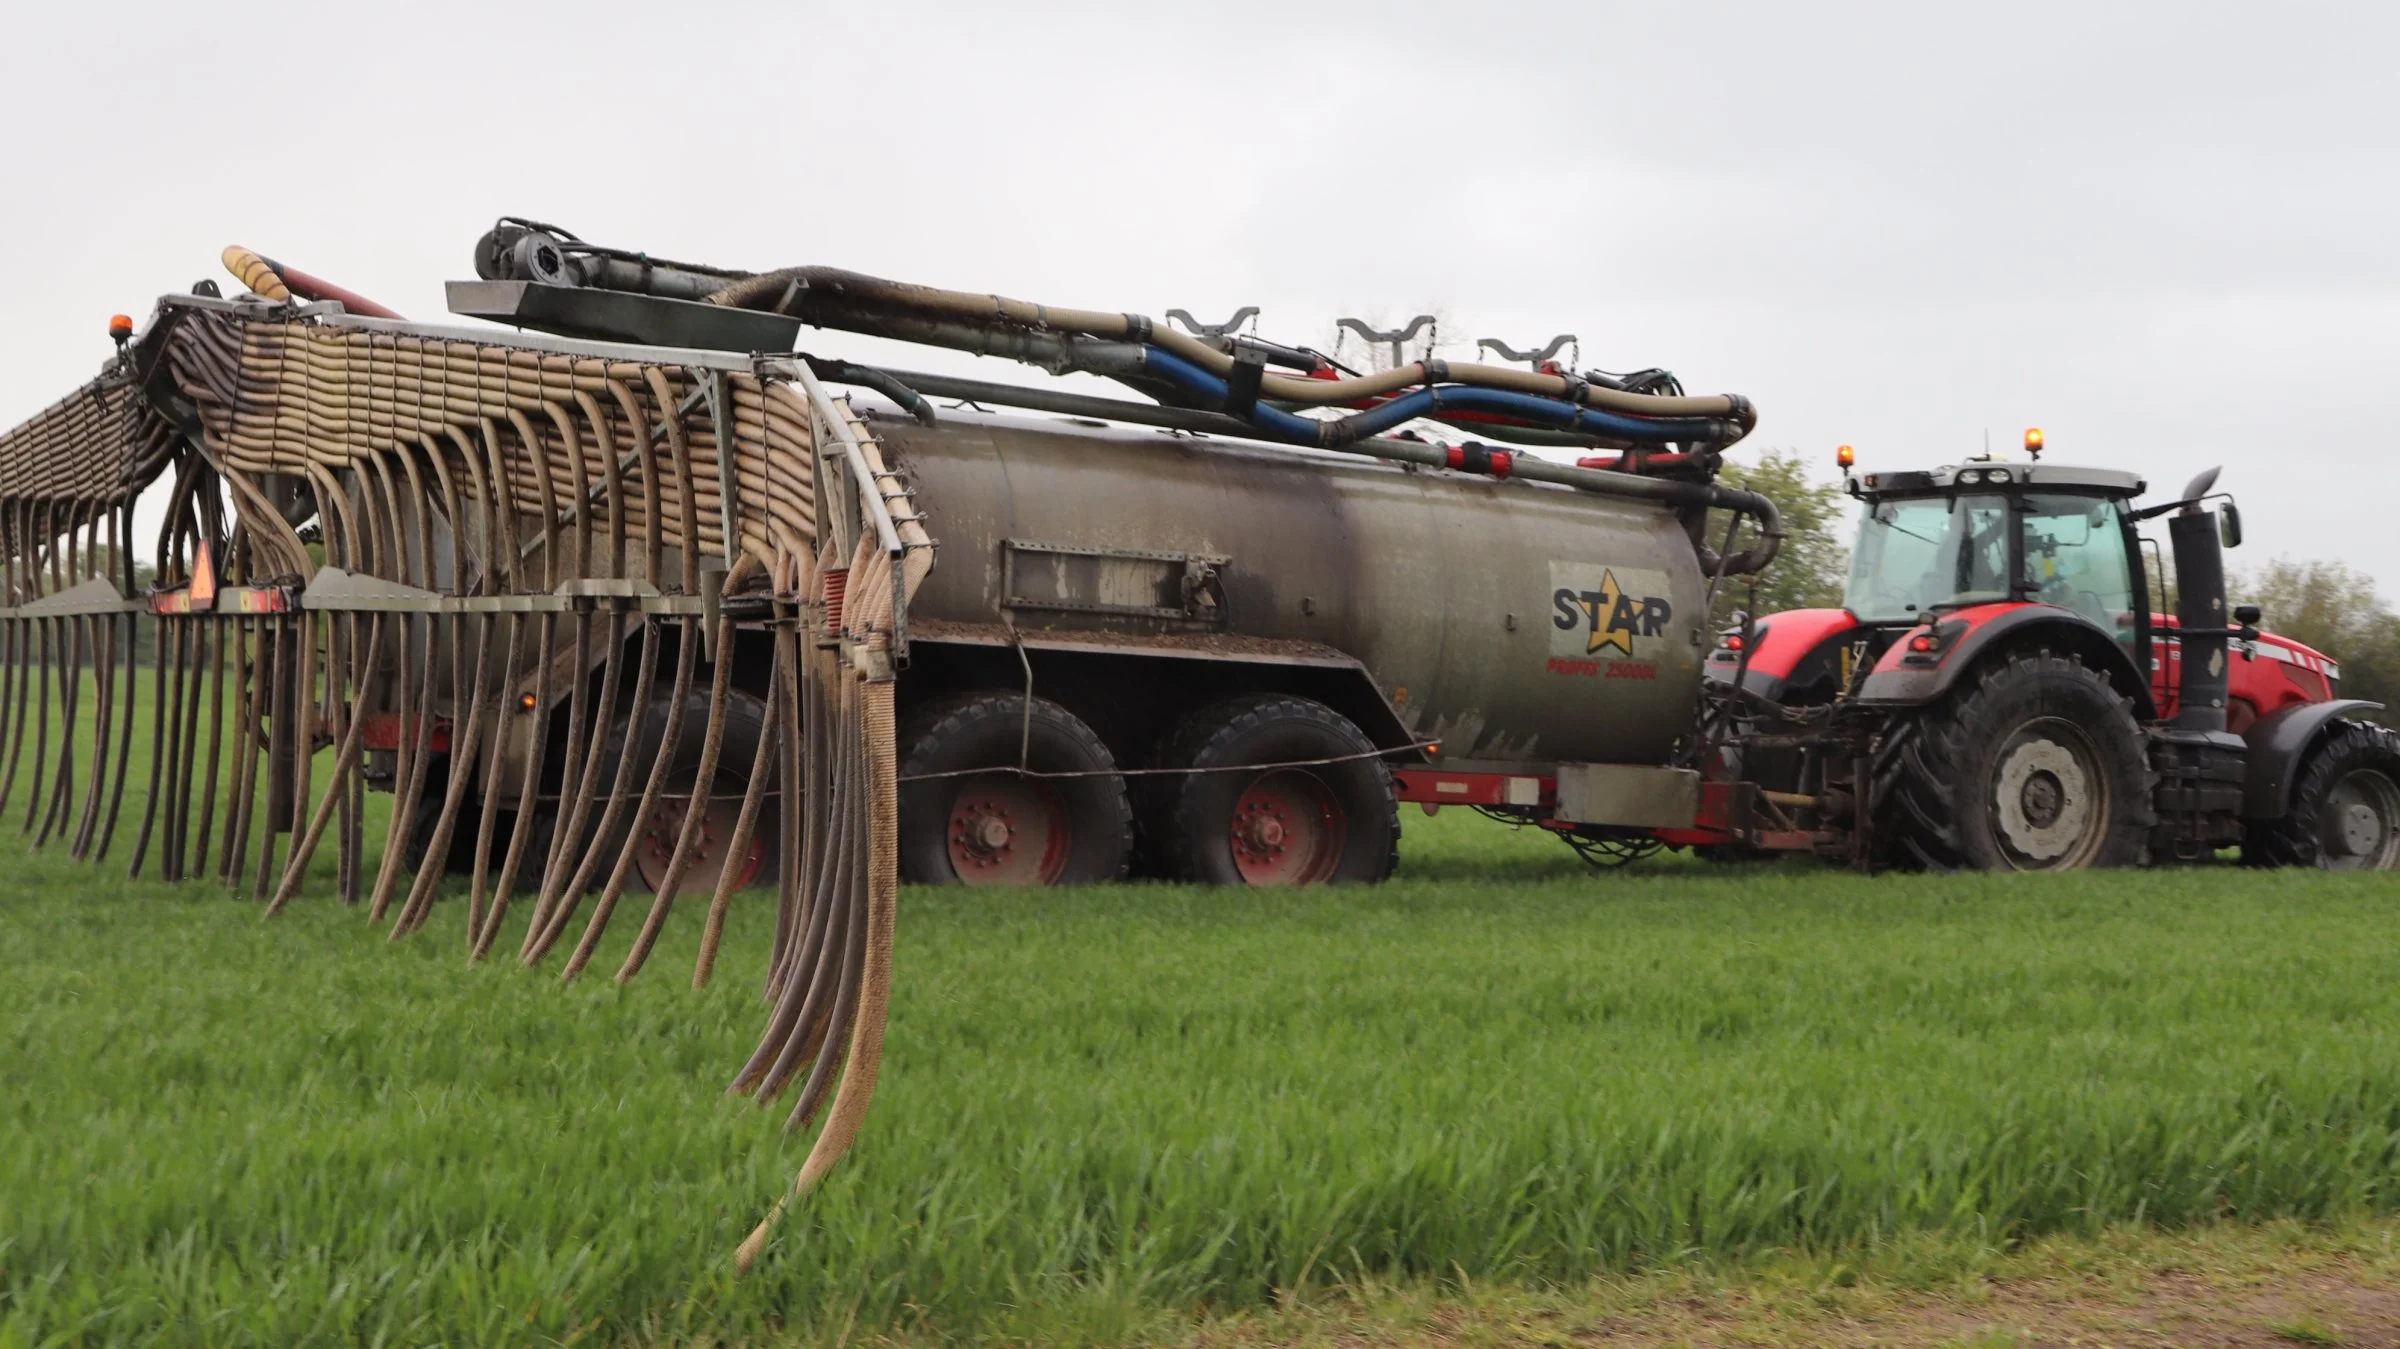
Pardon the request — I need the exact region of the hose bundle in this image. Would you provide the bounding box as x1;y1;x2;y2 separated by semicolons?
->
0;294;923;1266
475;221;1757;458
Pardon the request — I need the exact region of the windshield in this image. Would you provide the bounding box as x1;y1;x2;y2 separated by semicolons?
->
1844;493;2011;621
1844;490;2137;632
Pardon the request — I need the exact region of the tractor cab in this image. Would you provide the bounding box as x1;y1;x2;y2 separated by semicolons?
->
1842;459;2150;660
1707;448;2168;711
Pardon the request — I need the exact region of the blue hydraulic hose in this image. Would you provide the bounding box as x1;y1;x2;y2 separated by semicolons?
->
1134;347;1323;443
1131;346;1719;447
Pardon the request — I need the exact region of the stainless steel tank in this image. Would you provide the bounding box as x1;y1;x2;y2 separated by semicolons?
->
876;408;1711;767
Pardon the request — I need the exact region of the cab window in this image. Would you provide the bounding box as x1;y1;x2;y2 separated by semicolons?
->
2020;493;2135;641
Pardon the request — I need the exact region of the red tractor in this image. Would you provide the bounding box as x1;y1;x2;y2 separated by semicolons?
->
1676;437;2400;871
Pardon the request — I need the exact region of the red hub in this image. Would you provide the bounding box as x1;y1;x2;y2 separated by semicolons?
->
945;777;1071;886
1228;770;1345;886
637;794;766;895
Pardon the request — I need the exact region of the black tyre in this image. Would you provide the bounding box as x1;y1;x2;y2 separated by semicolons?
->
1143;694;1398;886
489;805;561;895
896;692;1130;886
1881;650;2154;871
403;758;475;876
2243;720;2400;870
599;687;780;895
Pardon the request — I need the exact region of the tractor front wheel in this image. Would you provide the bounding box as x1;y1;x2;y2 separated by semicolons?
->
1881;650;2154;871
2243;720;2400;870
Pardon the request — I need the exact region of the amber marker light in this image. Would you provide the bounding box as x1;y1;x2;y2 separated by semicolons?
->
518;692;538;712
1836;444;1855;470
108;314;134;340
2024;427;2044;458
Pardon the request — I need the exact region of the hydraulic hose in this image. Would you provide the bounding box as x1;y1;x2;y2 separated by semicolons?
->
221;247;404;320
469;228;1754;434
704;264;1754;432
1131;347;1736;448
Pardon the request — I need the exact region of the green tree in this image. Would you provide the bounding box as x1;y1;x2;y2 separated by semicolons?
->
2235;558;2400;721
1709;447;1852;627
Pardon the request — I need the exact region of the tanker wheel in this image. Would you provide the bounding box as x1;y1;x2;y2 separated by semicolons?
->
2243;720;2400;870
600;687;780;895
1145;694;1398;886
399;758;536;879
1881;650;2154;871
896;693;1130;886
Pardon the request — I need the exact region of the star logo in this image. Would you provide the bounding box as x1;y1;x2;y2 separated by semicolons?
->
1586;569;1637;656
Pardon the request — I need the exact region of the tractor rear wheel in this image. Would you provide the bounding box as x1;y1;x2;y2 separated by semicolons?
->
2243;720;2400;870
1881;650;2154;870
895;693;1131;886
1143;694;1398;886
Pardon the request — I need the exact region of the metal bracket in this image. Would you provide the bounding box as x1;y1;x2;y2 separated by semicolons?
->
1336;315;1436;371
847;639;895;682
1165;307;1261;340
300;566;445;612
703;368;742;569
10;576;139;617
1475;334;1578;372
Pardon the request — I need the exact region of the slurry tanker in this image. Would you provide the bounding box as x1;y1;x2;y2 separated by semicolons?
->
0;223;1782;1240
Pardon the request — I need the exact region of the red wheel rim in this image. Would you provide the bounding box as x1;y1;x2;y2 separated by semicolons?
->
1228;769;1345;886
945;775;1071;885
636;795;767;894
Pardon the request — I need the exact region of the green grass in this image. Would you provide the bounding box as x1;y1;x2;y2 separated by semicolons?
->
3;802;2399;1345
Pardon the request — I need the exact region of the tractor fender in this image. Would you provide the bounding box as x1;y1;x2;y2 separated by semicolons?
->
2240;698;2386;820
1702;607;1858;702
1855;604;2156;719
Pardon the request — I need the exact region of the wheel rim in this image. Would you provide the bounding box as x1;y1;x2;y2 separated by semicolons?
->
945;775;1070;885
2317;768;2400;870
1228;769;1345;886
636;794;767;895
1988;717;2110;869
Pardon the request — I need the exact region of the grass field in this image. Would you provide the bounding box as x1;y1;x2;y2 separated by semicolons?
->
5;784;2400;1345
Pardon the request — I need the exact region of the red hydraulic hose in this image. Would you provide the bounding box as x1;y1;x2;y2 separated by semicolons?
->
221;246;405;320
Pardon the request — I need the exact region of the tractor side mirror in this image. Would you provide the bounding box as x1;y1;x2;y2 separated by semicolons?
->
2218;502;2243;549
2234;603;2262;626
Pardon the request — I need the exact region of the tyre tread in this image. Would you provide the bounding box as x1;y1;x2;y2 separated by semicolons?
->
1151;694;1399;885
2242;718;2400;869
1879;649;2155;870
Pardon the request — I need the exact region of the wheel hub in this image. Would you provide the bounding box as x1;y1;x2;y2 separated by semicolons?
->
1993;733;2097;865
635;794;766;895
1228;770;1344;886
2019;772;2064;829
2337;802;2382;857
1236;805;1289;854
945;778;1070;885
953;800;1016;864
2319;768;2400;869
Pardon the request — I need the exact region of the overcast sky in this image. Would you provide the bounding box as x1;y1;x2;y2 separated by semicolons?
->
3;1;2393;584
